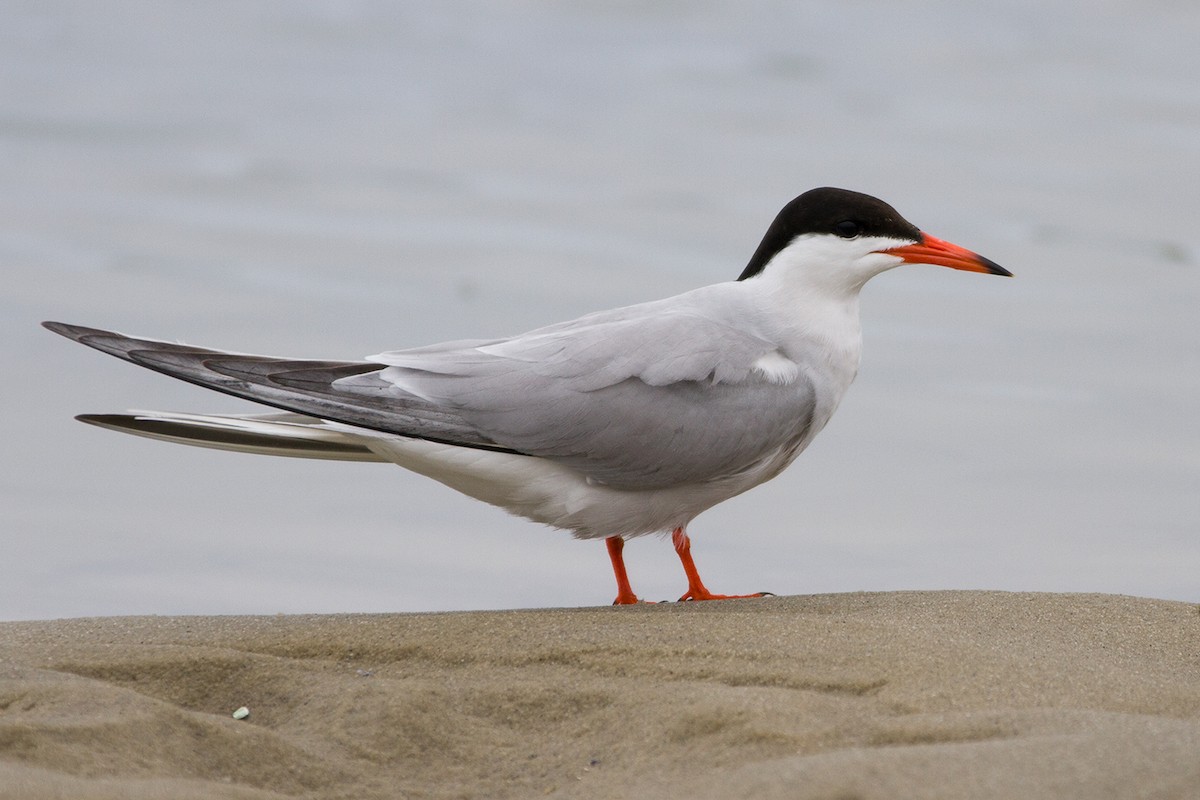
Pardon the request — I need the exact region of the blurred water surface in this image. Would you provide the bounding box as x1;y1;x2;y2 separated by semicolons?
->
2;1;1197;618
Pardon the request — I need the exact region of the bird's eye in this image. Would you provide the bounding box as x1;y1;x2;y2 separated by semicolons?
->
835;220;861;239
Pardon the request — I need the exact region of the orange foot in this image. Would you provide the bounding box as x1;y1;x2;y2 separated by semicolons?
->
605;531;772;605
672;528;772;602
613;594;658;605
607;536;650;605
677;588;773;602
612;588;648;605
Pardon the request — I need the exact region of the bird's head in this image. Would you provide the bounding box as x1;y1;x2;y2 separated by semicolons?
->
738;187;1011;293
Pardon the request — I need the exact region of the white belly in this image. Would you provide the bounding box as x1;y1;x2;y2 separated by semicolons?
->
366;435;807;539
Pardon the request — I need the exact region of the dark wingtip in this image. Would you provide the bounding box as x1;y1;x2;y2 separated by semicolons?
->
42;321;109;341
76;413;122;426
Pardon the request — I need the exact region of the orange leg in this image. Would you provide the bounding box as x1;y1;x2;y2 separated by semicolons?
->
672;528;769;602
606;536;642;605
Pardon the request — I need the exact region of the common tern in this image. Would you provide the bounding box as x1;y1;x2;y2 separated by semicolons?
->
44;187;1010;604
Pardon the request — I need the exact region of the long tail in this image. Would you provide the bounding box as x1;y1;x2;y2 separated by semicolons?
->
77;410;388;462
42;321;514;453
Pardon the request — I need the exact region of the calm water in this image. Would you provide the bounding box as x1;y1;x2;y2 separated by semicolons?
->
3;1;1197;619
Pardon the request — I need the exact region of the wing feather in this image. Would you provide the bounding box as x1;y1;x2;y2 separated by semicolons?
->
366;290;818;488
46;292;819;491
42;322;515;453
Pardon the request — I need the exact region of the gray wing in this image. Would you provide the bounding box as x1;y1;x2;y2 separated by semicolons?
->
463;376;816;489
374;309;772;388
45;305;818;489
370;300;819;489
41;321;516;453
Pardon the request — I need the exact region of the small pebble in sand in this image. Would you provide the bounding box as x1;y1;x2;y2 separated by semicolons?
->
232;706;250;720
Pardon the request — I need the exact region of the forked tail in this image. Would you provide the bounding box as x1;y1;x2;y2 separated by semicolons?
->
76;410;388;462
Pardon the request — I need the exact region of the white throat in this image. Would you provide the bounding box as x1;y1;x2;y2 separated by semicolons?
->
736;232;909;427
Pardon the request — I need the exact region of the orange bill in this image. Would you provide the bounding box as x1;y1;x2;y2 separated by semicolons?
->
884;233;1011;276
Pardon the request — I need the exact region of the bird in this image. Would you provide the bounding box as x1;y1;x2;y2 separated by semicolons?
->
43;187;1010;605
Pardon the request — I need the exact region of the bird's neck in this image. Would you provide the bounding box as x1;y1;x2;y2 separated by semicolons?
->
758;268;863;350
742;274;866;403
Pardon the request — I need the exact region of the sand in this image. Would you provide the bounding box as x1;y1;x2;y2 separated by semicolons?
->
2;591;1199;799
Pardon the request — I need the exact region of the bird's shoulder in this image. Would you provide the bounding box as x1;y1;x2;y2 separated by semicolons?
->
374;283;798;391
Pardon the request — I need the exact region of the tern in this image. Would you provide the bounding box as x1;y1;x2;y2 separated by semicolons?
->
44;187;1010;604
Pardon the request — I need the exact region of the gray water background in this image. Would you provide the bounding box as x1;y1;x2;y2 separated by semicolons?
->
3;1;1197;619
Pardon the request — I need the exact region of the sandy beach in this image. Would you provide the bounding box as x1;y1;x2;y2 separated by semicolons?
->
2;591;1198;799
